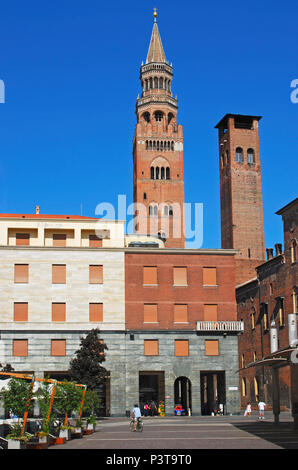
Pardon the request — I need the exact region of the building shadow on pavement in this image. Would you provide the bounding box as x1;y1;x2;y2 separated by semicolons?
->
232;420;298;449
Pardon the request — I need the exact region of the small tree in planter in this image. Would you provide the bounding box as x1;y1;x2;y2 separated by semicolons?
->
53;380;83;439
34;381;57;447
82;390;101;433
2;377;33;448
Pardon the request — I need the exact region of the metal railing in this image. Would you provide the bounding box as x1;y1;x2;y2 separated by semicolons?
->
196;321;244;332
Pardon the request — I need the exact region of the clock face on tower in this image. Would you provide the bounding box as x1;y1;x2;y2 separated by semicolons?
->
133;19;185;248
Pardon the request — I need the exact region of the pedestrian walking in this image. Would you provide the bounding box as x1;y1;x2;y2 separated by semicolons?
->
244;401;251;417
144;403;149;417
258;400;266;420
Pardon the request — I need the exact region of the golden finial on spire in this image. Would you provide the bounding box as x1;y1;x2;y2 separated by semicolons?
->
153;7;158;22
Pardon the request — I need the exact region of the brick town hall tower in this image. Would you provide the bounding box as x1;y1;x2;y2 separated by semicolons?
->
133;12;185;248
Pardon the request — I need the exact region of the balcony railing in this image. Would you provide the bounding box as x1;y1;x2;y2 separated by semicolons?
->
196;321;244;332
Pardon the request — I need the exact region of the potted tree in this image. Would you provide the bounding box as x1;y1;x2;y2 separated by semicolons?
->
54;380;83;440
2;377;33;449
32;381;56;449
82;390;101;434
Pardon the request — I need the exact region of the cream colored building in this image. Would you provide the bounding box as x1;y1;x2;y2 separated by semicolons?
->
0;212;127;415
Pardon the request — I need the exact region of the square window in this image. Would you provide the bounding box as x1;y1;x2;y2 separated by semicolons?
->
175;340;189;356
13;339;28;357
52;303;66;322
143;267;158;285
174;305;188;323
203;267;217;286
144;340;159;356
89;303;103;322
203;305;218;321
51;339;66;356
53;234;66;247
14;264;29;283
205;340;219;356
144;304;158;323
52;265;66;284
89;265;103;284
14;303;28;321
173;267;187;286
16;233;30;246
89;234;103;248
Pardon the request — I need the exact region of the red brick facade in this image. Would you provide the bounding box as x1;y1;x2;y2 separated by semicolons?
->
215;114;266;285
125;250;237;330
236;199;298;410
133;22;185;248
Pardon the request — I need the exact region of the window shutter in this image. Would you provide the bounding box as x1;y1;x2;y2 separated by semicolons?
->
174;305;188;323
52;265;66;284
144;304;158;323
175;340;189;356
203;267;217;286
14;303;28;321
13;340;28;357
89;265;103;284
203;305;218;321
143;267;158;285
173;267;187;285
205;340;219;356
51;340;66;356
89;303;103;322
14;264;29;283
52;303;66;322
144;340;159;356
53;234;66;247
89;234;103;248
16;233;30;246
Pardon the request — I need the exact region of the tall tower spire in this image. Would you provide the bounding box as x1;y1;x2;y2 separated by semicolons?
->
146;13;167;64
132;12;185;248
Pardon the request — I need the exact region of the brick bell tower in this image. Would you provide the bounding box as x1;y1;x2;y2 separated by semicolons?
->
133;10;185;248
215;114;266;285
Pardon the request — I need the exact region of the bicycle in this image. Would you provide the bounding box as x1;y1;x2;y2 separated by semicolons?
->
129;417;143;432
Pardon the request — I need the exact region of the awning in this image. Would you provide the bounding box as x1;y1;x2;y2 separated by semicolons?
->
238;347;297;372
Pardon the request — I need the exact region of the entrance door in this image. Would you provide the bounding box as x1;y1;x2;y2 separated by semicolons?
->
139;371;165;414
200;372;226;415
174;377;192;414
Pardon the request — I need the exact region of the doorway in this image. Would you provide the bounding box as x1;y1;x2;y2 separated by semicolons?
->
200;371;226;415
174;377;192;414
139;371;165;413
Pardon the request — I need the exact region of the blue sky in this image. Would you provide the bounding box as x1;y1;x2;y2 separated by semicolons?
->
0;0;297;250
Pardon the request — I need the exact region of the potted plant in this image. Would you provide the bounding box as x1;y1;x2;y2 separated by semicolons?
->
53;380;83;440
33;381;56;448
85;415;97;434
1;377;33;448
82;390;101;434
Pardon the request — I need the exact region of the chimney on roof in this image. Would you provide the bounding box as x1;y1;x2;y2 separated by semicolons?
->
266;248;274;260
275;243;282;256
35;205;40;215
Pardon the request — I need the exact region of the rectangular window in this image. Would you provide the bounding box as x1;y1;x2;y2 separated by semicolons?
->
51;339;66;356
251;311;256;330
262;304;269;331
144;340;159;356
144;304;158;323
175;340;189;357
14;264;29;283
53;233;67;247
14;303;28;321
16;233;30;246
52;303;66;322
89;265;103;284
52;264;66;284
89;234;103;248
173;267;187;286
278;298;285;327
13;339;28;357
203;304;218;321
205;340;219;356
174;304;188;323
203;267;217;286
89;303;103;322
143;267;158;285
